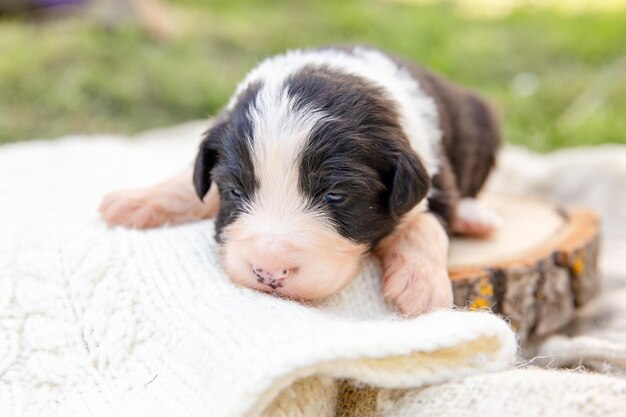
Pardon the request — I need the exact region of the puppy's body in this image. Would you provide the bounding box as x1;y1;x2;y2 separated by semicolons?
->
100;46;500;315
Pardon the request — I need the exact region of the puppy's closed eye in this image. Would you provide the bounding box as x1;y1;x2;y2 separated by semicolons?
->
323;193;345;204
228;188;244;200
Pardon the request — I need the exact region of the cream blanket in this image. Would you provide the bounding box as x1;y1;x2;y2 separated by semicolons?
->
0;123;515;417
1;122;625;417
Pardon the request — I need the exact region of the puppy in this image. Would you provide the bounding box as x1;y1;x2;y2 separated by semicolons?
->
100;46;501;316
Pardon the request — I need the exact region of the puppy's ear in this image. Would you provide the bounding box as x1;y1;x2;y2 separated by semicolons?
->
193;119;228;200
389;150;430;219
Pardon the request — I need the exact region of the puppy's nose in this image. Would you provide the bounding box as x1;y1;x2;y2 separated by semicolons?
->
252;265;291;283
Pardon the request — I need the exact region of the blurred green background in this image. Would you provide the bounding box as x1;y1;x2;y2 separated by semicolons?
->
1;0;625;150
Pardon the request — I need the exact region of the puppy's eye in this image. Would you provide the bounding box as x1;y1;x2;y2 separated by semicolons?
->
324;193;345;204
229;188;244;199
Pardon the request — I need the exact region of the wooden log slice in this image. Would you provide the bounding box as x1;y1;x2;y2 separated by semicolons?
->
448;194;601;343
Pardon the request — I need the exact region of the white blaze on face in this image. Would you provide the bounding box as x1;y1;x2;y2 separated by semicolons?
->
248;85;321;232
220;84;368;300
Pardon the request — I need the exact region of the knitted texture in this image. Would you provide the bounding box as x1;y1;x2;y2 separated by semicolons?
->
0;123;517;417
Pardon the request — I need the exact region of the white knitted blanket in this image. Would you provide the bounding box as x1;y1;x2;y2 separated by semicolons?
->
0;123;516;417
3;122;626;417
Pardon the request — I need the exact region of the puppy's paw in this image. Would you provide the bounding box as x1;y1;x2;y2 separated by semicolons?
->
382;252;453;317
100;188;176;229
453;198;503;237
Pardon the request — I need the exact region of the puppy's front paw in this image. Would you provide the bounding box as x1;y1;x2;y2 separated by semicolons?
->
100;188;173;229
382;252;453;317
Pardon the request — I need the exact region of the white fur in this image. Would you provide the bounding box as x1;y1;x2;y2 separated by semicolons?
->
247;86;328;232
227;46;442;176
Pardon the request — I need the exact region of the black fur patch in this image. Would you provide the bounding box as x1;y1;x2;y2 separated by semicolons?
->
287;66;430;248
193;82;261;242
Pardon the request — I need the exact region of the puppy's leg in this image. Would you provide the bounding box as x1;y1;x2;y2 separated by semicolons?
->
376;209;453;316
100;167;219;229
453;197;502;237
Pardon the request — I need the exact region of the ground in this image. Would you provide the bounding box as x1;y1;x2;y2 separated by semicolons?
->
0;0;625;150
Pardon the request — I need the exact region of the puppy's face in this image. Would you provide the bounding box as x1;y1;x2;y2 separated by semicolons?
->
193;68;429;300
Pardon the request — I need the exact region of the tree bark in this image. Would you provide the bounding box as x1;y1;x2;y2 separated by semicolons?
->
449;197;601;344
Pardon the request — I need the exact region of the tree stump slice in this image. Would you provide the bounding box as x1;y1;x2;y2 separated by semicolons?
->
448;194;601;343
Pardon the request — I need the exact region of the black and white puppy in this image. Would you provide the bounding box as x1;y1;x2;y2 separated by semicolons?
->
100;46;501;315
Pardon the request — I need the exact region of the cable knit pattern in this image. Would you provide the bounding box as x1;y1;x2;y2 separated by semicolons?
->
0;123;517;417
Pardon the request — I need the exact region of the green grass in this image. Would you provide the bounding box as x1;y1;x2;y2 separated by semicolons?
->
1;0;625;150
